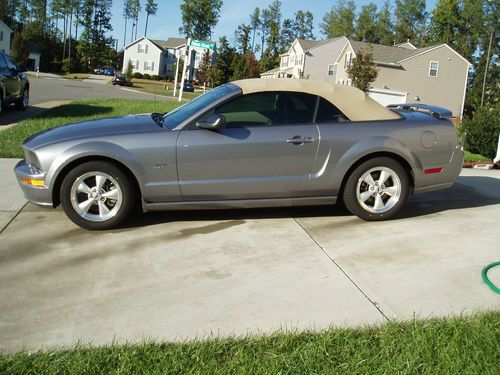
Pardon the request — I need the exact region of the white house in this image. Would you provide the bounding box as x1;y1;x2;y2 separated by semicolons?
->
0;19;13;54
122;36;215;80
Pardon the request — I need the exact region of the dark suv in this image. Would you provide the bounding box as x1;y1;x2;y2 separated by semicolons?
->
0;52;30;116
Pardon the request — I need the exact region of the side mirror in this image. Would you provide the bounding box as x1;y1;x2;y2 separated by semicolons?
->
196;113;225;130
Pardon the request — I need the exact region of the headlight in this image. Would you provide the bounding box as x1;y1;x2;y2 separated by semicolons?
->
24;150;43;175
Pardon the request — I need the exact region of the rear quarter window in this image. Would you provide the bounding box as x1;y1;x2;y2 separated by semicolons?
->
315;97;350;123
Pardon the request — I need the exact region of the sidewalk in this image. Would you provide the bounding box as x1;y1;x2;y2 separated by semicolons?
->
0;159;26;232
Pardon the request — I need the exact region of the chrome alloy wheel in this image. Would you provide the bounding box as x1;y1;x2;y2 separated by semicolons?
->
356;166;402;214
70;171;123;222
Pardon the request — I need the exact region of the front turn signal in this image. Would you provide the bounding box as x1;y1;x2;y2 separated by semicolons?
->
20;178;45;186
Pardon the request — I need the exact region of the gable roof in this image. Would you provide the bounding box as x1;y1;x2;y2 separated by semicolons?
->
0;19;13;32
347;39;470;66
296;38;321;51
125;36;215;52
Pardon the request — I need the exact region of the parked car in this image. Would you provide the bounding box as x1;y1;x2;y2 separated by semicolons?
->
14;79;464;230
0;52;29;116
112;75;132;87
93;67;103;75
101;66;115;76
183;81;194;92
177;81;194;92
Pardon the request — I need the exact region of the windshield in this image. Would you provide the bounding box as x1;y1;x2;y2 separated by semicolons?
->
162;83;240;129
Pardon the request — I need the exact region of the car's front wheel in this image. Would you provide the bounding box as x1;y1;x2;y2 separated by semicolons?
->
15;88;29;110
343;157;409;221
60;161;134;230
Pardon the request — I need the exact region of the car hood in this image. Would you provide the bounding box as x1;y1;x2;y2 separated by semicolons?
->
24;114;162;149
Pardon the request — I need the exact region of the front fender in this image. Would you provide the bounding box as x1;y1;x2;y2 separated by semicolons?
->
45;141;146;193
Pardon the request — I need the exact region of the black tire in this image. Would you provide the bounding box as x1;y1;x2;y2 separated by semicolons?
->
343;157;409;221
60;161;135;230
0;95;4;116
15;88;29;110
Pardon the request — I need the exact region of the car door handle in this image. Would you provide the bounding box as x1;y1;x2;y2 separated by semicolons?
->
286;136;314;144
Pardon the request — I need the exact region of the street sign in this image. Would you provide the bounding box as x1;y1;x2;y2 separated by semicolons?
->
189;39;215;51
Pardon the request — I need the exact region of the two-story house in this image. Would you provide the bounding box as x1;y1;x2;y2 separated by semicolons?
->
122;36;215;80
261;37;470;118
0;20;13;54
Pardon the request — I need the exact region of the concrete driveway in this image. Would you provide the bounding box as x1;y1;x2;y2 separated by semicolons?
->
0;161;499;352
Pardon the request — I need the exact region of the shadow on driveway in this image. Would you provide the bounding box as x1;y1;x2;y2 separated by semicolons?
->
116;175;500;230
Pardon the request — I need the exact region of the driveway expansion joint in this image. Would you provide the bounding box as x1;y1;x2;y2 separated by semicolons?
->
292;216;390;322
0;202;28;235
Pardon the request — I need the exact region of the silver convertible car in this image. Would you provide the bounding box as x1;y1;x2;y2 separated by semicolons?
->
14;79;464;229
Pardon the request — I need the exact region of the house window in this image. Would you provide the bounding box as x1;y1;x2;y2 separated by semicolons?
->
327;64;335;76
281;57;288;68
137;43;148;53
144;60;154;71
344;52;352;68
130;59;139;69
0;31;3;41
429;61;439;77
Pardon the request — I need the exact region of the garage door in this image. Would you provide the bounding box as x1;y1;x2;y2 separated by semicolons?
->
368;89;407;107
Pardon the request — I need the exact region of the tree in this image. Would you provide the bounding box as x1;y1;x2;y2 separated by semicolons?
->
195;50;212;84
123;0;133;47
346;50;378;92
356;3;378;43
320;0;356;38
144;0;158;37
129;0;141;42
179;0;223;40
235;23;251;54
280;19;295;51
394;0;427;45
374;0;394;45
124;58;133;80
249;7;260;52
260;0;281;71
11;32;30;66
293;10;315;40
213;36;235;85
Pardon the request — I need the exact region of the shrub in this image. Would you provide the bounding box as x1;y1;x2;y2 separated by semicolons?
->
143;73;151;80
460;103;500;159
152;75;161;81
133;72;143;79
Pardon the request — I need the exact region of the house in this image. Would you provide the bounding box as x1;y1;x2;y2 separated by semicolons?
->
0;19;13;54
26;41;41;71
262;37;470;118
122;36;215;80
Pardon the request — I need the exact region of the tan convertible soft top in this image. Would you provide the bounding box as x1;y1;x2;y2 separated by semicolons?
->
232;79;401;121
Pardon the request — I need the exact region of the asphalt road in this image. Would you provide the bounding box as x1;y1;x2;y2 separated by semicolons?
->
1;161;499;352
0;73;175;127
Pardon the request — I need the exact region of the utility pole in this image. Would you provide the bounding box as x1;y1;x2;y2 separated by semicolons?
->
480;29;494;107
178;39;191;102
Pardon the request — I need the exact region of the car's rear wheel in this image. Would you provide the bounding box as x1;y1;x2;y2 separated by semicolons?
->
343;157;409;221
15;88;29;110
0;95;4;116
60;161;134;230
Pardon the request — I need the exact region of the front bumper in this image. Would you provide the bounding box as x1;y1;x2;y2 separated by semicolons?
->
14;159;53;207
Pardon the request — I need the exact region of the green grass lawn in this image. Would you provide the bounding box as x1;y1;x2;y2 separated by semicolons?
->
131;78;203;100
60;73;91;80
0;311;497;374
464;150;492;163
0;98;181;158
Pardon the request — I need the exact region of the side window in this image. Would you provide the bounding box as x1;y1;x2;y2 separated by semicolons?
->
213;92;317;127
315;97;350;123
215;92;278;127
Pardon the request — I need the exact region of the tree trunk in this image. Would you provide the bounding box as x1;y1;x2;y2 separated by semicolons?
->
145;13;149;36
68;11;72;73
62;14;67;62
135;15;139;40
124;17;128;48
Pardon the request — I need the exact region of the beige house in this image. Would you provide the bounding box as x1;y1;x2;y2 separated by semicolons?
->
0;19;13;54
261;37;470;118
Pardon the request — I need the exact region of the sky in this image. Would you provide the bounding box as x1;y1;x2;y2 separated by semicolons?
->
110;0;438;50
